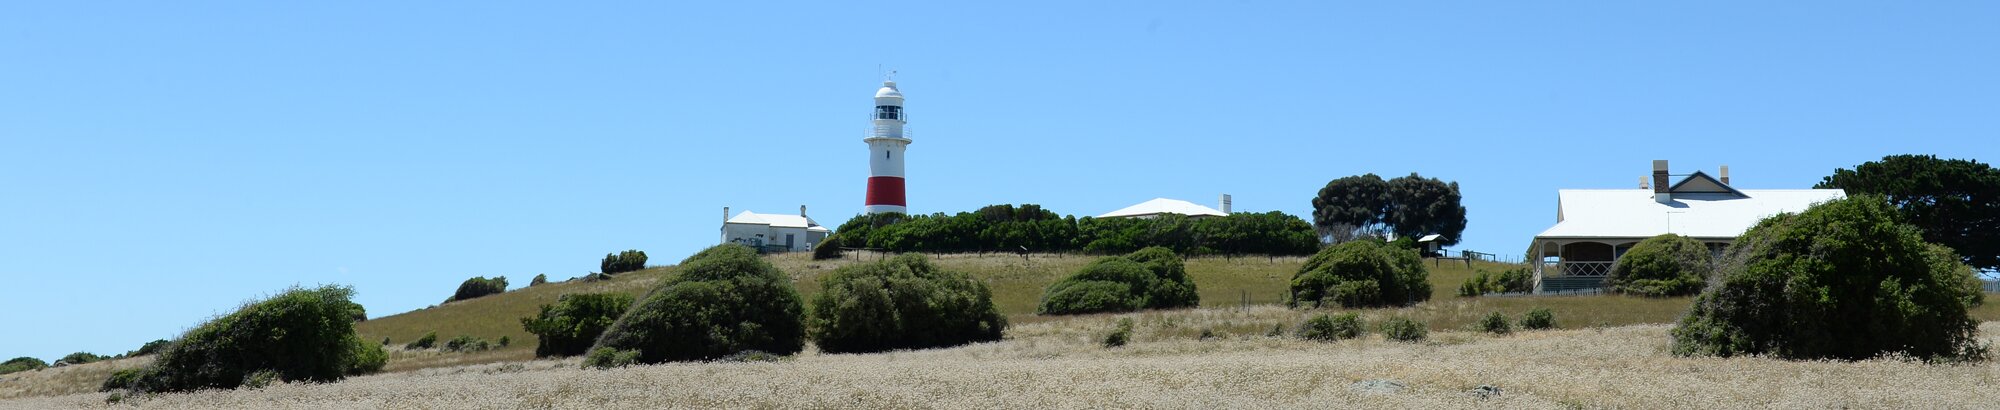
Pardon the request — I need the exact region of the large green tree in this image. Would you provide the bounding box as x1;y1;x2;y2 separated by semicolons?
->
1816;155;2000;271
1311;173;1467;246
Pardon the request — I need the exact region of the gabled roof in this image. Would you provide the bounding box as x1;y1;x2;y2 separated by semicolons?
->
726;211;832;232
1666;170;1746;197
1097;198;1228;218
1534;189;1844;240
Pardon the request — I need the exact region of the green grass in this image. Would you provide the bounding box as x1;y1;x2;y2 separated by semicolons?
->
360;250;2000;372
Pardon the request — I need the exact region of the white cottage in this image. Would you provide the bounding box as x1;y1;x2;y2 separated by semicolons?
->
1528;160;1845;293
721;206;831;253
1098;195;1233;219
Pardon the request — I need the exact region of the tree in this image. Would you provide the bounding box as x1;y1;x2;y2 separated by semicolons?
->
520;292;634;357
1288;240;1431;308
1311;174;1390;242
124;285;383;392
1817;154;2000;271
1607;234;1713;297
1311;173;1468;246
1670;196;1985;360
809;254;1006;353
589;244;805;363
447;276;508;303
1385;173;1468;246
600;249;649;275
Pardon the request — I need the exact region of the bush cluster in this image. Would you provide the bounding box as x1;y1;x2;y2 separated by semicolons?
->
405;331;439;350
521;292;634;357
1671;196;1986;361
448;276;508;303
1457;267;1532;297
0;357;47;375
601;249;648;275
812;234;845;260
1296;313;1365;341
115;285;382;393
443;335;492;353
1288;240;1432;309
1038;247;1200;315
529;274;548;287
55;352;104;367
809;254;1006;354
832;205;1319;256
1379;317;1427;342
589;244;805;364
1608;234;1713;297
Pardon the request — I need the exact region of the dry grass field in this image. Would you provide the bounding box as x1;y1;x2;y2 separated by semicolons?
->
9;252;2000;408
7;307;2000;409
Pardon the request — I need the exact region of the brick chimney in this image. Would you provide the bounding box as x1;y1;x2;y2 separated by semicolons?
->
1653;160;1672;204
1720;165;1731;185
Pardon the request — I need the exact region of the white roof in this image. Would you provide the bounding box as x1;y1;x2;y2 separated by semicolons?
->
1097;198;1228;219
1534;189;1845;240
726;211;832;232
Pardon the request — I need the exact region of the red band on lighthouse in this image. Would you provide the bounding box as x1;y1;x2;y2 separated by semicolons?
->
865;176;907;206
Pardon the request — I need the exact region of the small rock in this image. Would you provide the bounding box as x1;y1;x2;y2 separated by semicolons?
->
1348;379;1407;395
1466;384;1503;399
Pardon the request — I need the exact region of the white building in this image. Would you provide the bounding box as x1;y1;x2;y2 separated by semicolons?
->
1098;195;1233;219
1528;160;1846;293
721;206;831;253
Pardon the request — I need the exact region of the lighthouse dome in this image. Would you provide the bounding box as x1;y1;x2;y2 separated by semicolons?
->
874;81;903;103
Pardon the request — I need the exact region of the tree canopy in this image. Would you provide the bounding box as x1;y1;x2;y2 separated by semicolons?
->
831;204;1317;256
1816;154;2000;271
1312;173;1467;246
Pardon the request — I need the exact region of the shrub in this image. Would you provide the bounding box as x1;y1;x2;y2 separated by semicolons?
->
589;244;805;364
813;234;845;260
405;331;438;350
530;274;548;287
101;368;144;391
600;249;648;275
240;370;280;389
1038;247;1200;315
55;352;104;366
1608;234;1713;297
127;285;377;393
521;292;634;358
1462;267;1535;297
1671;196;1986;361
443;335;490;352
1102;318;1135;348
1479;312;1512;335
347;342;386;375
809;254;1006;354
1519;307;1556;330
1297;313;1365;341
498;336;510;347
582;348;641;369
131;339;171;357
1288;240;1431;308
447;276;508;303
1379;317;1427;342
0;357;48;375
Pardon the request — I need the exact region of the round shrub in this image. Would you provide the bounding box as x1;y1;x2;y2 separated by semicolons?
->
1038;247;1200;315
521;292;634;358
1671;196;1986;360
128;285;379;393
1102;318;1135;348
1296;312;1365;341
1479;311;1512;335
0;357;48;375
589;244;805;364
809;254;1006;354
1608;234;1713;297
1288;240;1431;308
813;234;845;260
1378;317;1427;342
1519;307;1555;330
448;276;508;303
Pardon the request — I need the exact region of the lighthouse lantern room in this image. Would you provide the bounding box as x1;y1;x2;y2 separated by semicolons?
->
863;80;912;214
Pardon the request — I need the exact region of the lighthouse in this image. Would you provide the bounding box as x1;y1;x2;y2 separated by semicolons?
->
863;80;911;214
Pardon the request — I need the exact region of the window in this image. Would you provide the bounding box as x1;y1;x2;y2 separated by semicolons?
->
875;105;901;120
886;151;891;159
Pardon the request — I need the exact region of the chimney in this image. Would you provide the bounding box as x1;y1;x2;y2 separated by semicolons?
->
1219;194;1232;214
723;206;730;223
1720;165;1730;185
1639;177;1649;190
1653;160;1672;204
800;205;808;217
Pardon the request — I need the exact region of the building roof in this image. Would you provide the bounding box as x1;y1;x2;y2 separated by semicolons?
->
726;211;832;233
1097;198;1229;219
1534;189;1845;240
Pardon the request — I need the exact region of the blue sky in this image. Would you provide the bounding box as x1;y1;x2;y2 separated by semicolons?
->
3;2;1995;362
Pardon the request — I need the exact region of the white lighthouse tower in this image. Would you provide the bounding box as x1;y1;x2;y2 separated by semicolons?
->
863;79;911;214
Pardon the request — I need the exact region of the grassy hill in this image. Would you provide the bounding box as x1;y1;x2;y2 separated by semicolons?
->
353;251;1715;372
